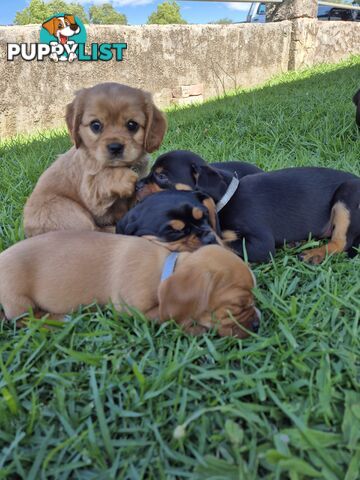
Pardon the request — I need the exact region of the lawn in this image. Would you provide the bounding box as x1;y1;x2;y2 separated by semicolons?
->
0;57;360;479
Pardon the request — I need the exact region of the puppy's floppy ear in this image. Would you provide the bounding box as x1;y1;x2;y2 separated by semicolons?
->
42;17;58;36
144;93;167;153
158;268;214;328
353;89;360;106
193;165;226;200
65;15;76;25
65;89;86;148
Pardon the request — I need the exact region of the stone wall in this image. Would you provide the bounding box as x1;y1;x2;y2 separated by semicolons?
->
266;0;360;70
0;23;292;138
289;19;360;69
0;16;359;138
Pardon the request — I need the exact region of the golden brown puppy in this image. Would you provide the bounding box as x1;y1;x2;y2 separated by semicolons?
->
0;232;260;338
23;83;167;237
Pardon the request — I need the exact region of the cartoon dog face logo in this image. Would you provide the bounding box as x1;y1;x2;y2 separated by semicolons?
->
42;15;80;62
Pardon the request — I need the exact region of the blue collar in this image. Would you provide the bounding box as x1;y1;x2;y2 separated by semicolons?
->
161;252;179;282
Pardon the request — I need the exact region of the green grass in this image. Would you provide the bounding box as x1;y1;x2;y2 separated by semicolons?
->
1;57;360;479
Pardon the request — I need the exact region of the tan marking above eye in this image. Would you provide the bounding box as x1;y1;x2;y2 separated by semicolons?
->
192;207;203;220
175;183;192;191
155;167;164;174
170;220;185;231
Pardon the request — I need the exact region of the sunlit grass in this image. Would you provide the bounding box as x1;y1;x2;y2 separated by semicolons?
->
0;57;360;479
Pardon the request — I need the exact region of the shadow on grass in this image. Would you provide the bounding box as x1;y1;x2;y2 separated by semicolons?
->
1;58;360;166
0;58;359;247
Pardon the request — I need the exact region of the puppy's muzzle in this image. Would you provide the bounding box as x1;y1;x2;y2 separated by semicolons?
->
201;231;218;246
251;308;261;333
107;143;124;157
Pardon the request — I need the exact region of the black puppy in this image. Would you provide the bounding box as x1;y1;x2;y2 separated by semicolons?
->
135;150;262;201
116;190;222;252
353;89;360;127
136;152;360;264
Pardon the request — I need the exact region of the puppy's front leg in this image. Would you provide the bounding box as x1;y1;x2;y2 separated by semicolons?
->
107;168;139;198
82;168;138;218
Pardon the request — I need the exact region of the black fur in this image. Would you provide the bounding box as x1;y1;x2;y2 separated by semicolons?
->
353;89;360;128
116;190;220;247
136;150;262;195
136;151;360;263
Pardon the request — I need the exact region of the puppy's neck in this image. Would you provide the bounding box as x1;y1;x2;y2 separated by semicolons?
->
143;236;193;257
208;169;235;203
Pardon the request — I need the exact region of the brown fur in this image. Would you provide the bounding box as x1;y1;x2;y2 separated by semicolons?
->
142;234;205;253
23;83;167;237
301;202;351;264
169;220;186;231
202;197;218;232
175;183;193;191
0;232;259;338
136;182;163;201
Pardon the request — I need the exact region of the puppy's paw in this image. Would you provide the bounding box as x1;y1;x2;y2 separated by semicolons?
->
117;169;139;198
298;248;325;265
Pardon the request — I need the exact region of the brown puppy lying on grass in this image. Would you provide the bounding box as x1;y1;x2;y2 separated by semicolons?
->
0;232;260;338
23;83;167;237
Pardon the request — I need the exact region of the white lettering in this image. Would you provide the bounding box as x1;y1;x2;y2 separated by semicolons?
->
37;44;51;60
7;44;21;61
21;43;37;61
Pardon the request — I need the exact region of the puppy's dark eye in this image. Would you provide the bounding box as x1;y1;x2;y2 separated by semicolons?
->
90;120;103;134
127;120;139;133
157;173;168;181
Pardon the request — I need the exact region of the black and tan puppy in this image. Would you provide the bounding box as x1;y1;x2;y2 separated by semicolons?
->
135;150;262;200
136;152;360;264
197;167;360;263
353;89;360;127
116;190;222;252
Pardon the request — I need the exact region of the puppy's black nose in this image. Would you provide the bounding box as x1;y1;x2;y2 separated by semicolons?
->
252;318;260;333
201;232;217;245
70;24;78;31
136;179;145;192
107;143;124;156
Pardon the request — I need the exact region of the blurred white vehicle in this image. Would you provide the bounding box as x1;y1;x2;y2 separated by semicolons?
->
247;1;360;22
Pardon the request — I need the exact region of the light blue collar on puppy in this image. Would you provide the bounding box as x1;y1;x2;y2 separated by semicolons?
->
216;174;239;213
161;252;179;282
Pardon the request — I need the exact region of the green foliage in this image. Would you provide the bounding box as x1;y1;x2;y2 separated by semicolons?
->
89;3;127;25
47;1;89;24
1;57;360;478
14;0;89;25
147;0;187;25
14;0;47;25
